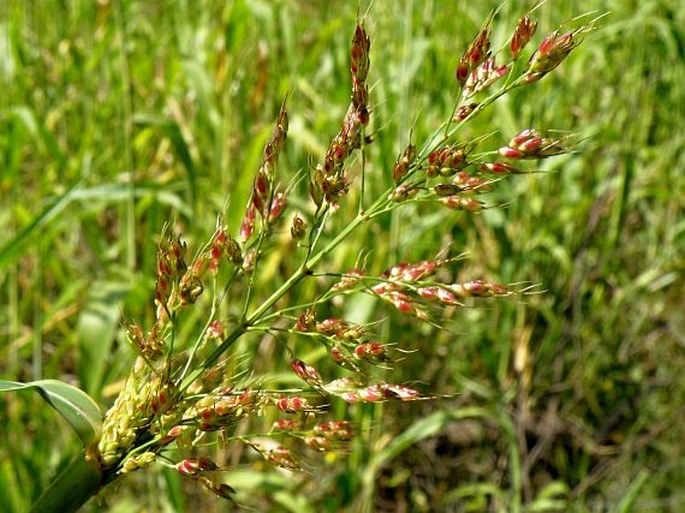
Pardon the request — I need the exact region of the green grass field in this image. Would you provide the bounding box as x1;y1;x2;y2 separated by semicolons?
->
1;0;684;511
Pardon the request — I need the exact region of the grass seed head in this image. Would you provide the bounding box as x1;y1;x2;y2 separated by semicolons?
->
511;14;538;59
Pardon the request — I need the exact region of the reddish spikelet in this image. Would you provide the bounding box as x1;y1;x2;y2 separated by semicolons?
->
440;195;484;212
290;359;323;386
155;234;187;309
353;341;389;361
305;435;332;451
498;146;525;159
427;145;468;177
479;162;521;175
456;26;491;86
454;102;479;121
249;442;301;471
393;144;417;184
417;286;461;306
351;23;371;82
295;308;317;332
275;395;312;413
330;344;347;366
247;104;289;219
272;418;300;432
195;388;264;432
341;383;420;403
313;420;354;440
462;57;509;99
209;227;228;274
511;14;538;59
450;279;510;298
389;183;419;202
316;318;348;336
331;269;366;292
450;171;494;193
203;226;242;276
159;424;189;445
240;206;256;242
382;260;439;282
290;214;307;240
151;381;178;415
309;317;365;343
176;457;218;477
127;323;164;359
206;320;224;340
384;383;421;401
525;28;581;83
269;191;287;222
499;129;569;159
357;385;386;402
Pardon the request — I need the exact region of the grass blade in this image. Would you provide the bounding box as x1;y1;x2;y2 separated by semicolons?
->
0;379;102;446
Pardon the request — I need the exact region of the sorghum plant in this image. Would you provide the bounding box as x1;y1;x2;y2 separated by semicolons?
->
1;6;601;512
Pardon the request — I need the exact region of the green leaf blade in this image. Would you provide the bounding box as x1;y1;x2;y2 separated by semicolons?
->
0;379;103;446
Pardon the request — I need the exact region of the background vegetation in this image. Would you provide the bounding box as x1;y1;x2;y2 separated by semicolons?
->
1;0;683;511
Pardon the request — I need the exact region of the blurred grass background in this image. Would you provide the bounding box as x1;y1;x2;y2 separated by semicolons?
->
1;0;683;511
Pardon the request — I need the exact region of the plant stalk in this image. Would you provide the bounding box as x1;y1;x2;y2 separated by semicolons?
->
30;450;102;513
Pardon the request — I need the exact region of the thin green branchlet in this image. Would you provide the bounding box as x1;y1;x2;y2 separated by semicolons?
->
89;8;600;506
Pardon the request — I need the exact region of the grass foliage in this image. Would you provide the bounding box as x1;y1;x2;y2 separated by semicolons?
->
1;0;684;511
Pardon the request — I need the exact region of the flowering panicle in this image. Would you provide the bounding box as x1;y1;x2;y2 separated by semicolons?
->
81;11;596;508
310;23;371;207
242;104;289;239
